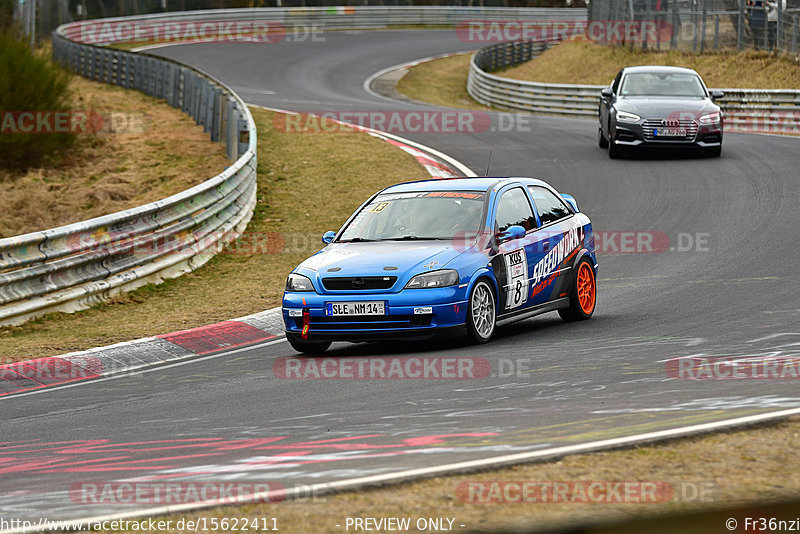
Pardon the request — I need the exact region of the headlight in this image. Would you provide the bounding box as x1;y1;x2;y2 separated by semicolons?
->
616;110;641;123
286;273;315;292
405;270;459;289
699;112;722;124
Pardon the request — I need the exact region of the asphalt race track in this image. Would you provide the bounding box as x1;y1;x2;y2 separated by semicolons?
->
2;30;800;524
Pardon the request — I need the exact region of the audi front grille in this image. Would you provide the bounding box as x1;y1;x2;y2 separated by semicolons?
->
641;118;698;141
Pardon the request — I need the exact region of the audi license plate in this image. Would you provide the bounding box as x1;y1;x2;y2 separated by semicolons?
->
653;128;685;137
327;301;385;316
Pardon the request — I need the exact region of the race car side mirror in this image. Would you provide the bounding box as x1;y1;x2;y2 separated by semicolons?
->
496;225;526;244
711;90;725;100
601;87;614;99
560;193;580;213
322;231;336;244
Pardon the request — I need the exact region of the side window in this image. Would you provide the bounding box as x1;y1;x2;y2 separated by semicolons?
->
495;187;536;233
611;71;623;94
528;186;572;226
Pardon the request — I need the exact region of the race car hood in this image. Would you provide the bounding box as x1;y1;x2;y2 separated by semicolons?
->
296;241;464;287
617;96;718;119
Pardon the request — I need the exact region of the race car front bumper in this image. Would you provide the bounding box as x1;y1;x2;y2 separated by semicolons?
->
282;287;469;342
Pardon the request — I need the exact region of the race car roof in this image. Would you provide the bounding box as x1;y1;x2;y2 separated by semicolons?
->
382;177;551;194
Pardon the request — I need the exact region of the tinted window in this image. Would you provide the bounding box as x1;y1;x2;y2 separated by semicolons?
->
528;186;572;225
495;187;536;232
611;70;623;94
619;72;706;97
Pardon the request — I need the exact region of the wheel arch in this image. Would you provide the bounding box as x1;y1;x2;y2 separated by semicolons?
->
465;268;499;303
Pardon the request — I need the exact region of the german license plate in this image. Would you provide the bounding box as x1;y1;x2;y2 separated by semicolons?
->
326;301;385;316
654;128;685;137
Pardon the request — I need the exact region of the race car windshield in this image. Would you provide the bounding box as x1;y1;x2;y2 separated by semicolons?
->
620;73;706;97
338;191;485;242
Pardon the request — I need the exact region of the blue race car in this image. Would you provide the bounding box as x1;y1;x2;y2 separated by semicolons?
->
282;177;597;353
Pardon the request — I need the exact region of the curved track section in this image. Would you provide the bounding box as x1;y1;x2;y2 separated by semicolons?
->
2;30;800;525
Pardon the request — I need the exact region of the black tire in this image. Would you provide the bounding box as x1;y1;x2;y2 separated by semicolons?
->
287;333;331;354
466;279;496;344
705;145;722;157
558;258;597;322
608;136;622;159
598;126;609;148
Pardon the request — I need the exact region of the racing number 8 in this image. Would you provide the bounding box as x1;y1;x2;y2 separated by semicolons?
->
513;279;523;306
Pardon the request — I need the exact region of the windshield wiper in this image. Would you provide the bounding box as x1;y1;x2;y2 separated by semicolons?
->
383;236;448;241
338;237;376;243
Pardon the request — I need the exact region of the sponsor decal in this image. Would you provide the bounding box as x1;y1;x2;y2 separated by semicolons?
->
531;221;583;286
503;248;528;310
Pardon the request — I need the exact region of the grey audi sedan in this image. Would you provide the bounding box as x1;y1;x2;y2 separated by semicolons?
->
598;66;724;158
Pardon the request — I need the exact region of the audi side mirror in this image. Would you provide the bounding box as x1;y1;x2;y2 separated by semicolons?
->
322;231;336;244
601;87;614;98
711;90;725;100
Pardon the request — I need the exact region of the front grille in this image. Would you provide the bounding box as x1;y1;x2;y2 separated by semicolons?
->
309;315;414;330
293;314;432;330
322;276;397;291
642;118;698;141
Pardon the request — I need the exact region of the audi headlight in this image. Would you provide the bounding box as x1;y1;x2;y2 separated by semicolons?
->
286;273;315;292
699;112;722;124
405;270;459;289
616;110;641;123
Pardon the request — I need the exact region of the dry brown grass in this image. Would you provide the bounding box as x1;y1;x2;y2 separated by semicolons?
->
502;38;800;88
89;417;800;534
0;75;229;237
396;53;492;111
0;107;429;362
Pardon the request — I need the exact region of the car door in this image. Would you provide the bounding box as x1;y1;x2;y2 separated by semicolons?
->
527;185;584;306
488;186;549;315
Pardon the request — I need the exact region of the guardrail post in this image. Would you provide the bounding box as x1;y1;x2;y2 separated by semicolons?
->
226;99;236;161
193;76;202;123
93;47;100;81
204;83;214;135
220;95;229;152
237;115;249;158
210;87;221;143
792;14;798;54
182;71;191;114
155;61;163;99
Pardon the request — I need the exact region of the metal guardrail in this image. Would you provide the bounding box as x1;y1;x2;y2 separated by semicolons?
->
0;26;258;327
48;6;589;45
467;39;800;132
